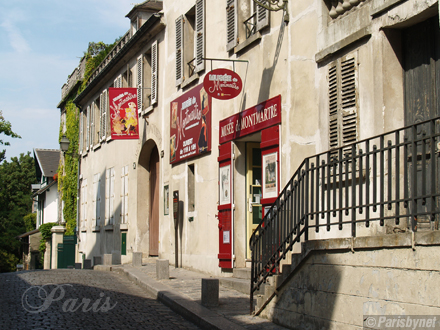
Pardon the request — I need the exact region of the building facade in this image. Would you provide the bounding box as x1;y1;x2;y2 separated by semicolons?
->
69;0;439;279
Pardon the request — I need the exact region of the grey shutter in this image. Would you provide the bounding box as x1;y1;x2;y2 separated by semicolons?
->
99;93;104;141
176;15;184;86
137;55;143;113
151;41;158;105
86;106;90;151
340;57;357;147
79;111;83;153
256;3;269;31
102;89;108;139
328;64;338;151
226;0;238;51
195;0;205;72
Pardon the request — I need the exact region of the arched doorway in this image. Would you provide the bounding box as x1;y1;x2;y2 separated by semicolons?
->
149;146;160;256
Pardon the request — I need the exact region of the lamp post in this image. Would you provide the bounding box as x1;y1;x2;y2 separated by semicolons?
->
60;135;70;154
253;0;289;22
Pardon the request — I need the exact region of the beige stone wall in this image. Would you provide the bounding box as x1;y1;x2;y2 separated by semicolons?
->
262;236;440;329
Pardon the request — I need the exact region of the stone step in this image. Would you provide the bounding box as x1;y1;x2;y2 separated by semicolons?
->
219;277;250;295
233;267;251;280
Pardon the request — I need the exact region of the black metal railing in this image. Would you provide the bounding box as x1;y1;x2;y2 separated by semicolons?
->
250;116;440;312
244;13;257;39
188;58;196;78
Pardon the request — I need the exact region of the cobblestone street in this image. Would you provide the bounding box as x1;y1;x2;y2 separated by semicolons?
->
0;269;201;330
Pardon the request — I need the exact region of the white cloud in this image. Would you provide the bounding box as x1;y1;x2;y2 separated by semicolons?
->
1;19;31;53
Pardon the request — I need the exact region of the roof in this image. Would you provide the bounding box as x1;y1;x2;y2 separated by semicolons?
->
17;229;40;239
32;179;57;197
126;0;163;18
33;149;60;179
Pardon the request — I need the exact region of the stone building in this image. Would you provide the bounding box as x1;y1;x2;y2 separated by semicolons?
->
66;0;439;327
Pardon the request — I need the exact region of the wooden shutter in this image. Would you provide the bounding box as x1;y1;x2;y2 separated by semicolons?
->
226;0;238;51
256;3;269;31
97;175;101;226
86;106;90;151
83;179;88;227
110;168;115;224
124;165;129;222
195;0;205;72
151;41;158;105
137;55;143;113
175;15;184;86
79;111;83;153
101;90;108;140
99;93;104;141
105;168;110;225
328;64;338;151
91;103;95;147
92;174;97;224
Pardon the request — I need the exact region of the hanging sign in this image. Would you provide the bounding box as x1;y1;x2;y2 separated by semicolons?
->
109;88;139;140
170;84;211;164
219;94;281;144
203;68;242;100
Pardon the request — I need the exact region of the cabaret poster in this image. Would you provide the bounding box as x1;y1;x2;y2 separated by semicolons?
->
170;84;211;164
109;88;139;140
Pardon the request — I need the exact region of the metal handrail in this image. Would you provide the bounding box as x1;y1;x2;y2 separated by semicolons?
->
244;13;257;39
250;116;440;313
187;58;196;78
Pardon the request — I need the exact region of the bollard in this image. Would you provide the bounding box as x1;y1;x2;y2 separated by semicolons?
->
93;256;102;266
156;259;169;280
132;252;142;267
103;254;112;266
201;278;219;307
83;259;92;269
75;263;82;269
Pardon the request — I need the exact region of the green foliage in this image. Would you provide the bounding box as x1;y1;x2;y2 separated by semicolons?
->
23;213;36;233
0;249;19;273
0;152;36;272
38;222;57;263
0;110;21;163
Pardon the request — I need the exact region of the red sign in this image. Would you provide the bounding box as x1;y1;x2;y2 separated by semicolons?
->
219;95;281;144
203;68;242;100
109;88;139;140
170;84;211;164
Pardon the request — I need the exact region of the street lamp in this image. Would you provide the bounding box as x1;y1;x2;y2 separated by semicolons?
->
60;135;70;154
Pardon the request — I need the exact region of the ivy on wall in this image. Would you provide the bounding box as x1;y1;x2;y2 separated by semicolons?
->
58;40;118;236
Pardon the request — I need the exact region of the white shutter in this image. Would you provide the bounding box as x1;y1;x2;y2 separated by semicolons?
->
99;93;104;141
124;165;129;223
175;15;184;86
97;175;101;226
120;166;125;224
341;57;357;147
105;168;110;225
137;55;143;113
86;106;90;151
83;179;88;227
102;90;108;140
110;168;115;225
90;103;95;147
79;111;83;153
92;174;97;224
226;0;238;51
195;0;205;73
256;3;270;32
151;41;158;106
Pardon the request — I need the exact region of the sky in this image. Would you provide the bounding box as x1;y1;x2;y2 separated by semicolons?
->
0;0;135;161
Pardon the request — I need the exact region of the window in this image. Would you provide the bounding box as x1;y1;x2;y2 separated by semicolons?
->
123;68;132;88
328;54;358;156
188;164;195;212
226;0;269;52
175;0;205;86
99;90;108;141
105;168;115;225
138;40;158;111
120;165;129;224
93;173;101;226
81;178;88;229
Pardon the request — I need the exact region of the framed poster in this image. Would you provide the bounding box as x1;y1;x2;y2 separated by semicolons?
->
263;152;278;199
219;165;231;205
108;88;139;140
164;185;169;215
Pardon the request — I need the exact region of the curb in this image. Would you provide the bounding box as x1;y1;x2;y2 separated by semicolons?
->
112;266;247;330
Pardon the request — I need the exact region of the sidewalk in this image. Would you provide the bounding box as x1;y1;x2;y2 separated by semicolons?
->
98;259;288;330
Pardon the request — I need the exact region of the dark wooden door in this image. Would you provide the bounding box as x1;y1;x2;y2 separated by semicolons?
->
149;146;160;255
403;16;440;229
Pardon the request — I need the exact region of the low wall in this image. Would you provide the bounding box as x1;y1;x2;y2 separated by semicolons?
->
261;232;440;329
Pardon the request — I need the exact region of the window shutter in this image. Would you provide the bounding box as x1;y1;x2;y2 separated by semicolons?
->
83;179;88;227
105;168;110;225
86;106;90;151
226;0;238;51
195;0;205;73
101;90;108;140
151;40;158;105
91;104;95;147
110;168;115;225
120;166;125;224
97;175;101;226
79;111;84;153
341;57;357;147
99;93;104;141
137;55;143;113
124;165;129;222
256;3;270;31
92;174;97;224
328;64;338;151
175;15;184;86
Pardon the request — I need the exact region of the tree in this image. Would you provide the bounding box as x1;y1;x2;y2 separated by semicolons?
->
0;110;21;163
0;153;35;272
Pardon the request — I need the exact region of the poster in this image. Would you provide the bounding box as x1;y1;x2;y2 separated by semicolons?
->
109;88;139;139
263;152;278;199
170;84;211;164
219;165;231;205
